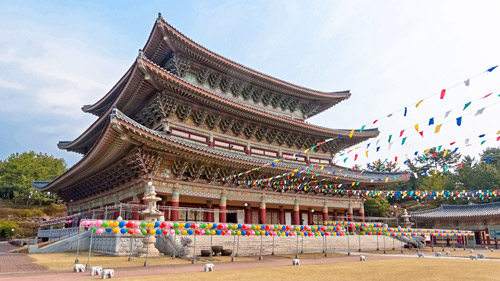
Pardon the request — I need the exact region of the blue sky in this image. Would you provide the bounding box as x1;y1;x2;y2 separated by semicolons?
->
1;0;500;168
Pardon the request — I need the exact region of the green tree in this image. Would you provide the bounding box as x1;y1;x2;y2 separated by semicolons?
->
480;148;500;165
0;220;19;239
457;162;500;190
367;159;400;172
364;197;391;217
0;151;66;205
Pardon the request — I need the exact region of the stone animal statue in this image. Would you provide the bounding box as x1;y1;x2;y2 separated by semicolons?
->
418;253;425;258
73;264;85;272
90;266;103;276
435;252;442;257
470;255;478;260
204;264;214;272
477;253;485;259
292;259;300;266
360;255;366;261
470;249;475;253
102;269;114;279
445;251;451;256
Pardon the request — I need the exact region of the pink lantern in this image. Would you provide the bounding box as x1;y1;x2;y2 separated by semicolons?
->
96;228;104;235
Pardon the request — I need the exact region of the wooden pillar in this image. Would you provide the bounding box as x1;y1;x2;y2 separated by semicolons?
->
279;206;285;224
162;196;169;220
219;190;227;223
131;194;140;220
259;195;266;224
293;197;300;225
333;209;338;221
171;184;180;221
322;201;329;222
308;209;314;225
348;203;354;232
244;205;251;224
205;200;213;222
359;203;365;223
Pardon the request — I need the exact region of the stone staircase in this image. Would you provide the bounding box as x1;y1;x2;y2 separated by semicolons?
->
181;234;402;257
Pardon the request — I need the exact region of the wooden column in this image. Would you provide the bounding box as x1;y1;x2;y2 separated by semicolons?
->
131;194;140;220
205;200;213;222
322;201;329;222
359;203;365;222
162;196;169;221
171;184;180;221
293;197;300;225
308;209;314;225
219;190;227;223
348;203;354;232
279;206;285;224
244;205;251;224
259;195;266;224
333;209;338;221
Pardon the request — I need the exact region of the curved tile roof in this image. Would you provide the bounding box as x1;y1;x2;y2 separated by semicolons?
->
112;108;405;183
411;202;500;220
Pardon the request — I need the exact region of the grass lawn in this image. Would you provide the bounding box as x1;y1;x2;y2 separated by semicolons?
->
115;257;500;281
29;252;253;270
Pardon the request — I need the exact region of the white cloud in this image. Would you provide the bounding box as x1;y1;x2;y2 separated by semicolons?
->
0;79;26;90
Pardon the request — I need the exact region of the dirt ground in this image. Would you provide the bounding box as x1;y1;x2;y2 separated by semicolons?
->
114;257;500;281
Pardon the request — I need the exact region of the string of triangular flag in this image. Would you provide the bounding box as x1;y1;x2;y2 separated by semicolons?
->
264;185;499;201
350;89;500;153
339;93;500;158
337;131;500;174
363;65;498;128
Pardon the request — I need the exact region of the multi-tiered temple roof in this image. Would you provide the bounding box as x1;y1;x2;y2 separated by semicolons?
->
40;14;406;203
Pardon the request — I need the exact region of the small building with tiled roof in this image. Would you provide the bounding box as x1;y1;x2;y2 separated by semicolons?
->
412;202;500;246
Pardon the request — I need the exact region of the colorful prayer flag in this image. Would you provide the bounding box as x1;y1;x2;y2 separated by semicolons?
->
464;79;470;86
475;108;485;116
404;107;407;116
429;118;434;125
434;124;443;134
419;131;424;137
349;130;354;138
415;124;419;132
487;65;498;72
463;102;472;110
400;130;405;137
360;125;365;132
416;100;423;108
401;137;407;145
440;89;446;99
456;117;462;126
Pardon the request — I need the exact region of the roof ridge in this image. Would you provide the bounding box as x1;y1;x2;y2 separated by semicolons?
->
140;56;378;137
156;14;348;99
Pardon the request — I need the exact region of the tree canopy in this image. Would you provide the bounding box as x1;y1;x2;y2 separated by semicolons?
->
363;197;391;217
0;151;66;205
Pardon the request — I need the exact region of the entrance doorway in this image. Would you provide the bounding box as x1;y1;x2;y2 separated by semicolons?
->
227;212;237;223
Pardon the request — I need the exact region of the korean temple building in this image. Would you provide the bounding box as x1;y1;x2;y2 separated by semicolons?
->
412;202;500;245
38;14;405;226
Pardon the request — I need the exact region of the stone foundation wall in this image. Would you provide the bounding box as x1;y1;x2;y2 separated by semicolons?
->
36;231;403;258
181;235;400;257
